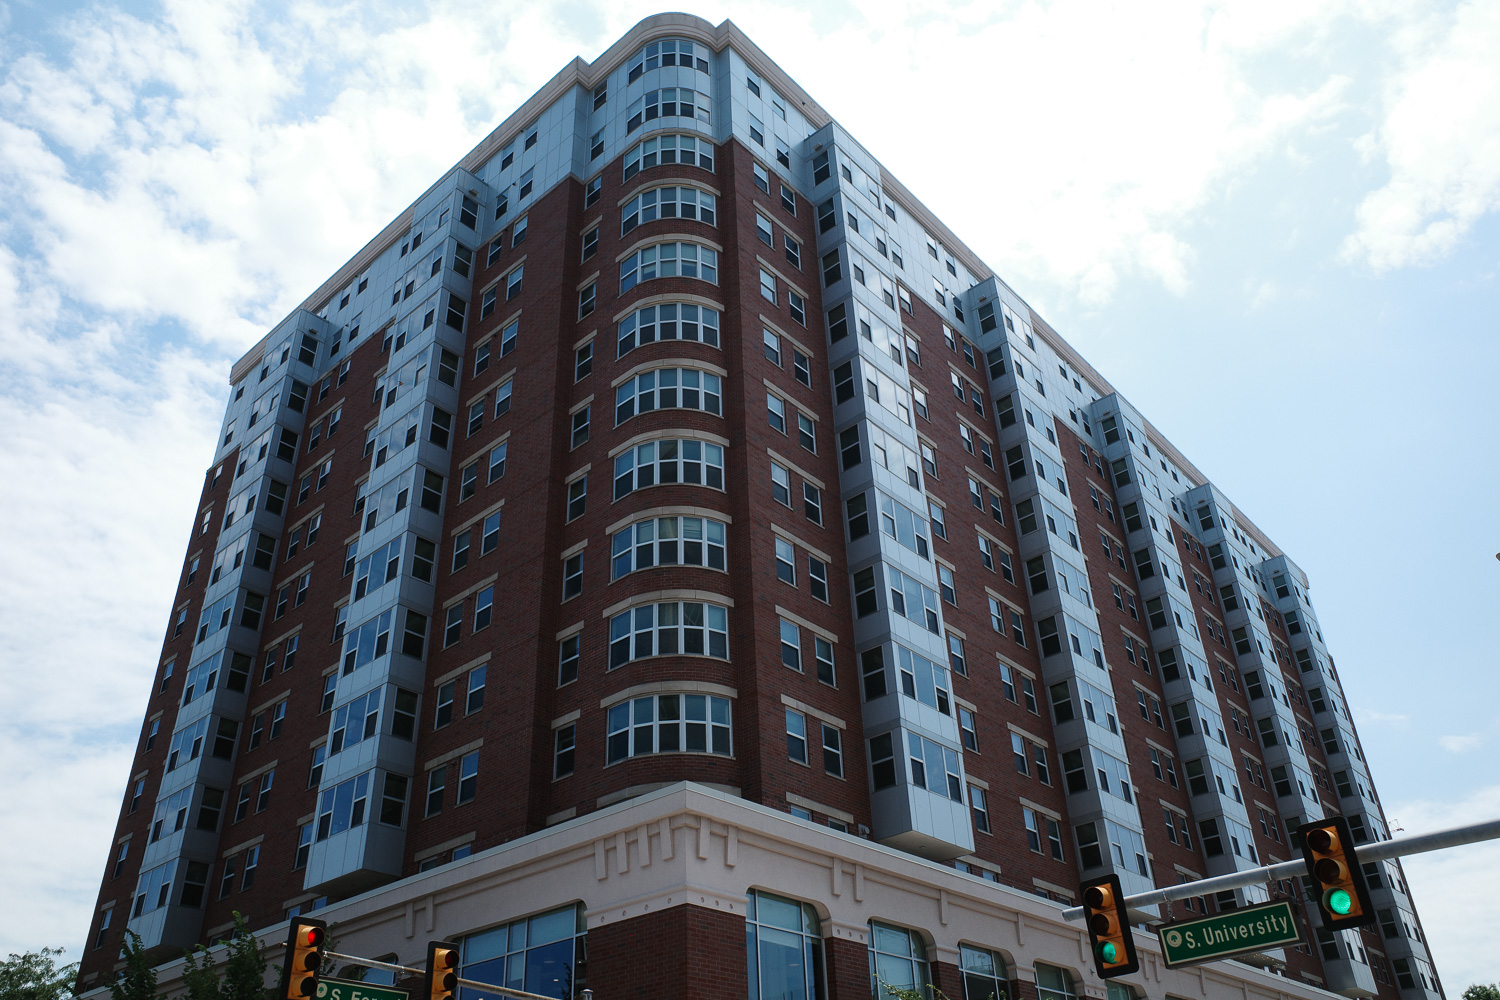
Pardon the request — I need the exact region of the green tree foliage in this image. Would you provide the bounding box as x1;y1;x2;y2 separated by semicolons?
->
0;947;79;1000
880;982;994;1000
181;915;268;1000
109;933;160;1000
1462;985;1500;1000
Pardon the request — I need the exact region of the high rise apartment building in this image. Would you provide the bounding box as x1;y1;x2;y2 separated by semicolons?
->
79;14;1440;1000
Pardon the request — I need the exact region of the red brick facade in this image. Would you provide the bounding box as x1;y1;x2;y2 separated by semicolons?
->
77;20;1421;1000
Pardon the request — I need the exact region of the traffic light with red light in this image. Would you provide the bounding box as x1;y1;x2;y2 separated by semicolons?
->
281;917;327;1000
1080;874;1139;978
425;941;460;1000
1299;816;1374;930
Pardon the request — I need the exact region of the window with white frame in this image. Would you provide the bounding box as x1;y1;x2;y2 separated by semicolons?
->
605;692;731;761
894;643;950;714
615;368;722;423
612;438;725;498
617;303;720;357
887;566;940;632
459;904;587;1000
607;601;729;666
627;38;710;82
610;516;726;578
869;923;930;1000
626;88;712;132
621;186;717;235
619;242;717;292
623;134;714;180
746;891;825;1000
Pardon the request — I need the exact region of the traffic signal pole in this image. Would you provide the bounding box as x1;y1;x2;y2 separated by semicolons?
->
1061;816;1500;924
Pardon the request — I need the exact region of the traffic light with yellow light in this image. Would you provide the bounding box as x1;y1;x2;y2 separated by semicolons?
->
1299;816;1374;930
1080;874;1139;978
425;941;460;1000
281;917;327;1000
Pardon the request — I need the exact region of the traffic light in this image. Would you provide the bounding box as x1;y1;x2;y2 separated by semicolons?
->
281;917;327;1000
1299;816;1374;930
425;941;460;1000
1080;874;1139;978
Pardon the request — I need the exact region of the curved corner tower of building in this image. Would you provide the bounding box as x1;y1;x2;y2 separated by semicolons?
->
79;14;1442;1000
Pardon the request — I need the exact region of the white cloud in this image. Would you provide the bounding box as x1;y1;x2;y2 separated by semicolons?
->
1439;733;1483;753
1342;0;1500;269
1389;785;1500;990
739;0;1354;304
1355;706;1411;728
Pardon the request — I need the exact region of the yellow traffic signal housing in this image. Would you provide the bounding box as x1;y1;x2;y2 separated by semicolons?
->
281;917;327;1000
1080;874;1140;978
425;941;460;1000
1299;816;1375;930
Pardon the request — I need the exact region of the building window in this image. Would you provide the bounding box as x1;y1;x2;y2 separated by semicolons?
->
768;392;787;433
869;923;930;1000
621;185;717;235
571;405;591;447
457;752;478;804
611;516;727;578
613;439;724;498
958;946;1008;1000
803;483;823;525
908;732;962;800
775;539;797;585
617;303;721;357
553;724;576;779
424;767;445;817
772;462;791;506
460;905;587;1000
786;708;807;763
619;242;718;292
624;133;714;180
625;87;712;132
315;772;371;840
1035;965;1077;1000
780;619;802;670
567;476;587;520
562;553;583;599
969;786;990;833
605;693;732;762
559;634;580;686
615;367;723;423
821;724;843;776
746;891;824;1000
608;601;729;667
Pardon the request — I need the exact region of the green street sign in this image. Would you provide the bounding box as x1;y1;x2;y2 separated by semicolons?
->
1157;900;1302;968
316;977;411;1000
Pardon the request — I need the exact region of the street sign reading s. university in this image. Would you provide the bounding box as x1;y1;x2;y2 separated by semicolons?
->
1157;900;1302;968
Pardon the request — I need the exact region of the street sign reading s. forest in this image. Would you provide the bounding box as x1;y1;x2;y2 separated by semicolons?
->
317;978;411;1000
1156;900;1302;968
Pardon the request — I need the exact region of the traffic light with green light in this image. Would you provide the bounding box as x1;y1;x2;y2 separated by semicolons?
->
1299;816;1375;930
425;941;460;1000
281;917;327;1000
1080;874;1140;978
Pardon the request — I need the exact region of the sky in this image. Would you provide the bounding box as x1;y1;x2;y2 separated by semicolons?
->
1;0;1497;987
